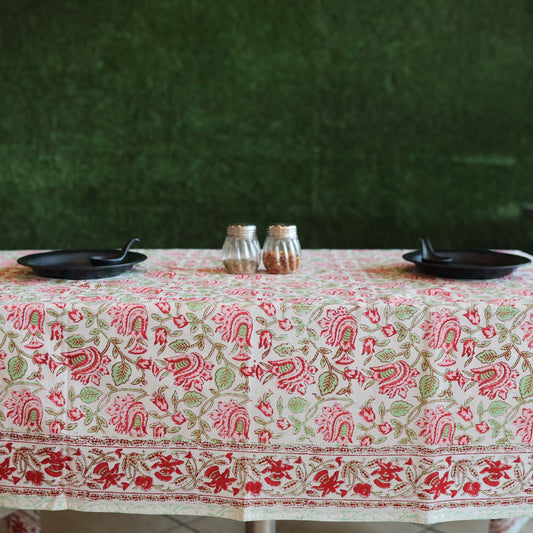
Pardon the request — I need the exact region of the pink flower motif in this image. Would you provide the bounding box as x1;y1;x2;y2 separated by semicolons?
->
107;394;148;437
382;324;397;337
269;356;317;395
315;403;354;444
62;347;111;386
445;370;467;388
245;481;262;495
68;309;83;323
137;358;151;369
471;362;518;400
210;399;250;442
277;418;290;430
6;303;45;348
4;389;43;430
364;308;381;324
257;400;273;417
212;304;253;360
258;330;272;349
360;436;372;447
514;408;533;443
156;301;171;314
260;302;276;316
48;390;65;407
172;412;186;425
318;306;358;354
463;481;480;496
152;393;169;412
359;406;375;422
458;435;469;445
521;313;533;348
173;315;189;328
458;406;473;421
476;421;490;433
154;425;167;438
482;325;497;339
416;405;455;445
50;420;64;434
421;309;461;353
240;365;255;377
34;352;48;364
108;304;149;354
259;430;271;444
164;352;213;391
362;337;376;355
50;323;63;341
278;319;293;331
462;339;475;357
463;308;480;325
155;327;168;346
68;408;84;421
371;361;419;399
378;422;392;434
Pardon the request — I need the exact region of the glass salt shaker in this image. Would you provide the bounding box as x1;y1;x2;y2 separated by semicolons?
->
262;223;301;274
222;224;261;274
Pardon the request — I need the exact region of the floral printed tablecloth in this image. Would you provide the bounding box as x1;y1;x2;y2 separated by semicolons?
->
0;249;532;524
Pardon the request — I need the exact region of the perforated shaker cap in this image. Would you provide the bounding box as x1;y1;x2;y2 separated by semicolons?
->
226;224;257;238
267;224;298;239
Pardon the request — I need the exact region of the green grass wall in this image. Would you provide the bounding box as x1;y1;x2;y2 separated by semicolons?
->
1;0;532;251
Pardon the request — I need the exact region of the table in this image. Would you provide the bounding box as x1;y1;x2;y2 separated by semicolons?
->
0;249;532;532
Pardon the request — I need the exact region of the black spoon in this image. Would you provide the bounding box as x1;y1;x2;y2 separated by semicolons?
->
420;237;453;263
90;238;140;266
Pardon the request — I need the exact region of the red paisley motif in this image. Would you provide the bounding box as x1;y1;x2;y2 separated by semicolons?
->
370;360;419;399
471;362;519;400
212;304;253;360
6;303;46;349
164;352;213;391
4;388;43;430
315;403;354;444
210;399;250;442
269;356;317;395
318;306;358;363
108;304;148;354
416;405;456;445
421;309;461;353
62;347;111;386
107;394;148;437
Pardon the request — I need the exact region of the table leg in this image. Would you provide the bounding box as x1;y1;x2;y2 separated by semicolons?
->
489;517;531;533
246;520;276;533
7;510;41;533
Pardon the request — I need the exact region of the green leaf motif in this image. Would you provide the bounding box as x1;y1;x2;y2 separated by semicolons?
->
375;349;396;362
273;343;294;357
519;375;533;399
288;397;310;414
187;302;205;312
8;356;27;380
318;371;338;395
488;401;510;417
496;305;519;321
215;367;235;391
395;305;417;320
169;339;190;352
183;391;207;407
66;335;85;349
112;361;132;385
80;387;104;403
419;375;439;399
476;350;499;364
389;400;413;417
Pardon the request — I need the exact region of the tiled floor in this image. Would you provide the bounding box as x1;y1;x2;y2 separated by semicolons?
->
1;513;533;533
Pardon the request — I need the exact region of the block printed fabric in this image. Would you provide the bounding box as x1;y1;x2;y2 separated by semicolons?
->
0;249;532;523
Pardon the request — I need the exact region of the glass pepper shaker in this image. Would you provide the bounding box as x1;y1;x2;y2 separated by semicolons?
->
262;223;301;274
222;224;261;274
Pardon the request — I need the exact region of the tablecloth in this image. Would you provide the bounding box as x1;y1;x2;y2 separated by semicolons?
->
0;249;532;524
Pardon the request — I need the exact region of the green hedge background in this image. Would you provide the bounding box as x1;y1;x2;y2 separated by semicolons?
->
1;0;532;251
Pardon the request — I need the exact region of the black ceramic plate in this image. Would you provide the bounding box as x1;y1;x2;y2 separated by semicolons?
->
403;249;531;280
17;250;147;280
